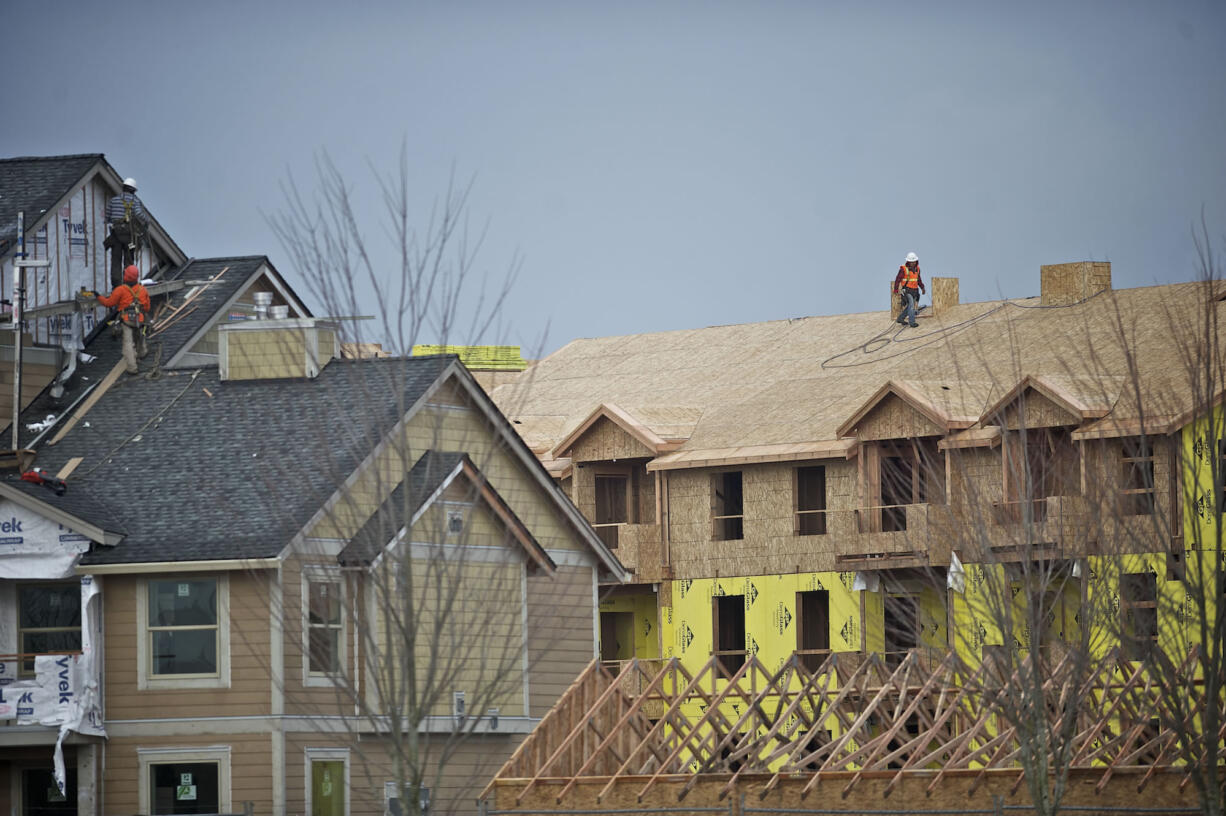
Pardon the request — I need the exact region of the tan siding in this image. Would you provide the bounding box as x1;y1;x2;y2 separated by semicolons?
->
527;565;594;715
227;328;305;380
104;733;273;816
104;571;273;720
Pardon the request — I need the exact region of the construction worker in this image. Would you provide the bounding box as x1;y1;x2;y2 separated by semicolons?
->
96;265;150;374
104;178;149;288
893;252;926;328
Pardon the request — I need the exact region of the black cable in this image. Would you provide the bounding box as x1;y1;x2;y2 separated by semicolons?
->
820;289;1109;370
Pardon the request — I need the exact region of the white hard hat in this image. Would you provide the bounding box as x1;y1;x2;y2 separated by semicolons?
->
905;252;919;263
122;177;137;190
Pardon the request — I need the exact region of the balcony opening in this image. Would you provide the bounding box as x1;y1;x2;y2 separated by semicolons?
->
866;439;943;532
795;590;830;672
1001;427;1078;523
713;594;746;675
1121;572;1158;660
600;611;635;663
712;471;744;541
883;594;918;668
594;474;629;549
795;466;827;536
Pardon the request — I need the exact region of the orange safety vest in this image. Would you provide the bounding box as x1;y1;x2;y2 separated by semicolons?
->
899;264;920;289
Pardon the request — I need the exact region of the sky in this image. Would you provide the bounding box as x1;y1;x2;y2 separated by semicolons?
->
3;0;1224;356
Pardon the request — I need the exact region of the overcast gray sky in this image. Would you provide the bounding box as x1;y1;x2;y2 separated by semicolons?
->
4;0;1224;355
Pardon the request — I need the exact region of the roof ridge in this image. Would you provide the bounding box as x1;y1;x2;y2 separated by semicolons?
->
0;153;104;163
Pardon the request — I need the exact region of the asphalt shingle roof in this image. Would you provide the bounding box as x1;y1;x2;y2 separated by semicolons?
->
1;473;128;537
6;256;274;449
0;154;102;253
339;450;466;565
27;354;454;565
156;256;268;363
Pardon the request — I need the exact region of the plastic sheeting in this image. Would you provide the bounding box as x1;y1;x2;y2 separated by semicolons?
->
0;499;92;580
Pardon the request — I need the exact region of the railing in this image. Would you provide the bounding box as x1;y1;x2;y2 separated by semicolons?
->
592;522;620;549
855;503;915;533
794;508;828;536
0;650;83;681
993;498;1049;525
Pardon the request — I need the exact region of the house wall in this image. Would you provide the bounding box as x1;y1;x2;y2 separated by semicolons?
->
308;378;589;554
666;459;857;578
999;389;1079;430
102;569;273;721
528;565;596;715
568;417;654;462
102;732;273;816
852;393;944;440
224;327;307;380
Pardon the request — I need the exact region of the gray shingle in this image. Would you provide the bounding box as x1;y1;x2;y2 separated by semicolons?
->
28;355;453;565
0;154;102;253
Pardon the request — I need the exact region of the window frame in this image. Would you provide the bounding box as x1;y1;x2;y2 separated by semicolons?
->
794;590;831;672
303;567;347;687
137;575;231;690
1120;571;1158;661
304;748;350;816
137;746;231;816
16;581;82;677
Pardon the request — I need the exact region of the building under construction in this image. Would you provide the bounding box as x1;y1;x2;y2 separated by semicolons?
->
483;265;1225;813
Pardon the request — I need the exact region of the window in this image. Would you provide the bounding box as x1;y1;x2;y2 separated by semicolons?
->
149;580;219;676
712;472;744;541
869;440;944;533
594;474;629;549
795;590;830;672
713;594;746;675
138;576;229;689
17;582;81;676
22;766;76;816
795;466;827;536
1000;428;1077;523
1120;572;1158;660
883;594;918;667
1121;439;1155;516
307;579;343;676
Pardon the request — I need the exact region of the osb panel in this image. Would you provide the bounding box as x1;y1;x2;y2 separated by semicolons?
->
999;388;1079;430
570;415;655;462
851;392;945;441
1041;261;1112;306
931;276;959;314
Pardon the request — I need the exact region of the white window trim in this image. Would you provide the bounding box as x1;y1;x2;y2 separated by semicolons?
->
137;575;231;690
304;748;350;816
138;745;231;816
302;567;347;688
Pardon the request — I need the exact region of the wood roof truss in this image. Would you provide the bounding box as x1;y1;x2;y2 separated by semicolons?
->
485;647;1223;804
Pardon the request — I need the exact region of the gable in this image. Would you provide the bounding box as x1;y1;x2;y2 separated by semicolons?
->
0;497;94;579
569;415;657;462
853;392;946;441
1;158;185;345
997;387;1081;430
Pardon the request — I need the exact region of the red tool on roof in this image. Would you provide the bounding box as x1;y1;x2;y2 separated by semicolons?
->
21;468;66;496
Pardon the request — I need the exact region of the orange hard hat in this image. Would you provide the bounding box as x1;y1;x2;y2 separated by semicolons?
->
123;265;139;284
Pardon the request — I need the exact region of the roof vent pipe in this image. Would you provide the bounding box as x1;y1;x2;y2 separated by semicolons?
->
253;291;272;320
269;304;289;320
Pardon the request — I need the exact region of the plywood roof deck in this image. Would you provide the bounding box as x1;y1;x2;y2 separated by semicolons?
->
494;282;1215;465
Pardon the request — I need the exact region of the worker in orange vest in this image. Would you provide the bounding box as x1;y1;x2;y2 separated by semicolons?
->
96;264;151;374
892;252;926;328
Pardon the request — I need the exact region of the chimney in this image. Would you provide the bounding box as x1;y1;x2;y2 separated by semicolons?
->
219;318;340;381
1040;262;1111;306
931;277;959;316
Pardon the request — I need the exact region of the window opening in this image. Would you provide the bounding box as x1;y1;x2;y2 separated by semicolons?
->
883;594;918;667
713;594;746;675
795;590;830;672
149;762;219;815
148;579;219;676
1121;438;1156;516
712;472;744;541
594;475;629;549
308;579;343;674
17;582;81;676
795;466;827;536
22;767;76;816
1120;572;1158;660
1002;428;1077;523
599;611;635;662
